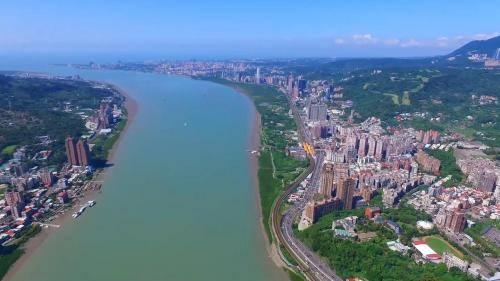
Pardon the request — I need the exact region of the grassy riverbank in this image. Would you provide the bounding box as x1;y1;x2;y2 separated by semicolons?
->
0;225;41;279
206;79;308;241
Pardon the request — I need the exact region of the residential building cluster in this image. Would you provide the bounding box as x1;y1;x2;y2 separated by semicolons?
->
0;83;123;247
415;151;441;175
457;157;499;194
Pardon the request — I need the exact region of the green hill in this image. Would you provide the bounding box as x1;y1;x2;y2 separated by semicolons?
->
449;36;500;58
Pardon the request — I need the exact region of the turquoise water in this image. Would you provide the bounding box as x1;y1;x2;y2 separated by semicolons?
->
0;64;286;281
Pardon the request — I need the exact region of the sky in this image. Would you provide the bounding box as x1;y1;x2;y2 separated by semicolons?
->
1;0;499;59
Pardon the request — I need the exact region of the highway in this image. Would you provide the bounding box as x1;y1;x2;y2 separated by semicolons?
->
271;89;342;281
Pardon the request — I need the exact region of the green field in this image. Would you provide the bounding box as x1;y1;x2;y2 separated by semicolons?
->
1;145;17;156
257;150;282;239
424;235;464;258
402;91;411;105
383;93;399;105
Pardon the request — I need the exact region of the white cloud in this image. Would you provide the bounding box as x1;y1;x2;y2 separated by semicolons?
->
334;38;345;45
383;39;400;46
399;39;422;48
352;34;378;44
326;32;500;50
436;37;449;47
473;32;500;40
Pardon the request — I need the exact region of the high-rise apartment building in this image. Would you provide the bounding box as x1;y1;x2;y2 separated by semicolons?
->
297;79;307;92
360;185;372;203
76;139;91;166
304;198;343;223
40;167;54;187
367;136;377;157
443;208;466;233
308;103;328;121
319;163;334;198
5;190;24;218
450;209;466;233
336;177;356;210
66;137;91;166
374;137;386;161
65;137;79;166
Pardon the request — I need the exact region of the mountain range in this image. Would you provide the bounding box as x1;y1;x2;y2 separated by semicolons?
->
448;35;500;58
285;36;500;76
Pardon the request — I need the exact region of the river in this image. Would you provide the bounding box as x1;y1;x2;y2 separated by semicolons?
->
0;61;286;281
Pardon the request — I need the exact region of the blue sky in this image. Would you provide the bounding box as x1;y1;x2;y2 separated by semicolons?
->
1;0;499;58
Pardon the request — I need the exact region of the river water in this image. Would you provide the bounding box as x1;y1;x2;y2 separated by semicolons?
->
0;62;286;281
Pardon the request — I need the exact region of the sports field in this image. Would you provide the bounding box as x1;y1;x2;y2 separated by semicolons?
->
423;235;464;258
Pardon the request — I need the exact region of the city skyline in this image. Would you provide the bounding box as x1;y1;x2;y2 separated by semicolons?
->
1;1;499;58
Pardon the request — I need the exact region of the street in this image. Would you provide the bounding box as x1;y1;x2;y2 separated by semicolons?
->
271;89;342;281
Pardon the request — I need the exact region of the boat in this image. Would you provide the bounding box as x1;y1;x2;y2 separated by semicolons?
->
72;209;82;219
73;201;97;219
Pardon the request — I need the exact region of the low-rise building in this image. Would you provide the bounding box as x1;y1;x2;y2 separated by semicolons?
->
365;206;381;219
442;252;469;272
387;240;411;254
412;240;441;263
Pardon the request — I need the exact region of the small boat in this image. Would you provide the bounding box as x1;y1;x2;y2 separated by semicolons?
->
87;200;96;207
72;211;81;219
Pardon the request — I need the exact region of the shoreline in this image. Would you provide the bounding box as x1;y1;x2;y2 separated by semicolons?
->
2;84;138;281
249;101;289;274
218;83;288;277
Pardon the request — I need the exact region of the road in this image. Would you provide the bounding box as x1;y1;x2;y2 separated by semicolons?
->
271;89;342;281
281;153;342;281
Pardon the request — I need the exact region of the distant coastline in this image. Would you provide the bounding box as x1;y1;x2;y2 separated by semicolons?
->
2;82;137;281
